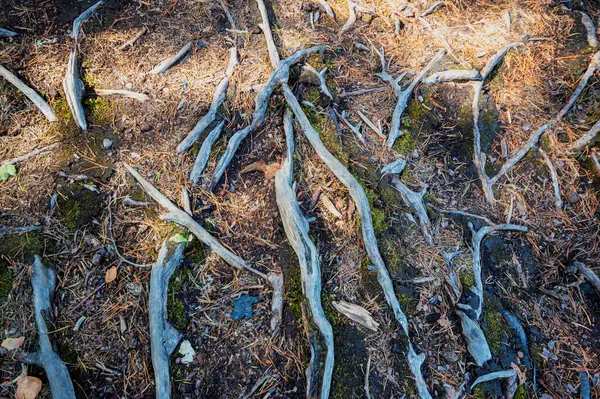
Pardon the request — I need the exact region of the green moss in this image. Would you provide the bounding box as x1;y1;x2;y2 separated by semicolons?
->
185;239;206;265
330;324;366;398
0;232;45;263
459;269;475;288
393;133;417;156
321;292;341;326
371;207;387;234
58;188;102;230
303;86;321;105
283;245;303;322
167;268;188;330
84;97;115;126
308;109;349;165
513;385;527;399
46;98;79;139
484;310;506;355
471;387;487;399
0;260;13;303
381;237;402;275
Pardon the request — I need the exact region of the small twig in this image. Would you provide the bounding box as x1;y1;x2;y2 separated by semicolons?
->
150;41;194;74
339;86;389;97
356;110;384;138
0;64;56;121
119;26;146;50
189;121;225;184
572;261;600;293
2;143;60;165
391;177;434;246
338;1;374;37
0;28;17;37
421;69;482;85
303;64;333;100
0;225;42;236
470;370;516;390
365;354;372;399
418;1;445;18
220;0;237;30
337;110;365;143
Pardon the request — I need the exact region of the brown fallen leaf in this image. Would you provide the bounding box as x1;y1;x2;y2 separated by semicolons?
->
105;266;117;283
240;160;281;179
332;300;379;331
16;376;42;399
1;336;24;351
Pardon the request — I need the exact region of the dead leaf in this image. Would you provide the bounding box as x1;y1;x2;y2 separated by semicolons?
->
240;160;281;179
16;376;42;399
510;362;527;385
332;300;379;331
105;266;117;283
437;314;451;329
1;336;24;351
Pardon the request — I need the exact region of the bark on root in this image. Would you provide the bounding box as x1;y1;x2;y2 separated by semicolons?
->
282;84;432;399
124;163;283;332
0;257;77;398
274;109;334;399
0;64;56;121
150;242;185;399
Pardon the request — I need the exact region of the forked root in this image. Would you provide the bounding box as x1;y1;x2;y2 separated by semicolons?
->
283;84;432;399
0;257;76;399
124;163;283;332
391;176;434;246
149;242;185;399
274;109;334;399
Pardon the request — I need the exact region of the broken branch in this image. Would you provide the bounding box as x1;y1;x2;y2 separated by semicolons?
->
95;89;149;102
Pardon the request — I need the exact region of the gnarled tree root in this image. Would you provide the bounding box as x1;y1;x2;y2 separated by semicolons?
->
150;241;185;399
0;64;56;121
124;163;283;332
274;109;334;399
282;83;432;399
391;176;434;246
0;256;76;398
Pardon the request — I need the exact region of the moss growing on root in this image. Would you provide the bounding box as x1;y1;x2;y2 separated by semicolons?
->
167;268;188;330
85;97;115;126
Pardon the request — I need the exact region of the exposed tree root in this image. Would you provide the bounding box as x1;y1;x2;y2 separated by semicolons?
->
580;370;591;399
256;0;281;68
150;41;193;74
70;0;103;41
356;110;384;138
0;28;17;37
500;308;530;367
391;176;434;246
455;308;491;366
579;11;598;49
95;89;149;102
0;257;76;398
375;46;445;147
119;26;146;50
0;64;56;121
149;241;185;399
337;109;365;143
338;1;374;37
540;150;562;211
0;225;43;236
572;261;600;293
282;84;432;399
380;157;406;175
303;64;333;100
569;119;600;152
318;0;335;20
63;49;87;130
124;163;284;332
422;69;482;85
419;1;445;18
208;45;326;190
274;109;334;399
189;121;225;184
177;47;238;153
470;369;516;390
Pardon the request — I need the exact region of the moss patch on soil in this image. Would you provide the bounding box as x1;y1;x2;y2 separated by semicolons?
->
167;268;189;330
58;187;103;230
0;232;45;263
0;259;13;303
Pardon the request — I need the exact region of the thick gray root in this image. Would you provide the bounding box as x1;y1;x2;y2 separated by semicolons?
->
318;0;335;20
391;177;434;246
63;49;87;130
380;158;406;175
150;41;194;74
189;121;225;184
338;1;374;37
0;28;17;37
570;119;600;152
274;109;334;398
31;256;77;399
208;45;326;190
377;48;445;147
455;308;491;366
0;64;56;121
256;0;281;68
177;48;237;153
95;89;149;102
70;0;103;41
150;242;185;399
572;261;600;293
422;69;482;85
579;11;599;49
283;84;432;399
124;163;283;332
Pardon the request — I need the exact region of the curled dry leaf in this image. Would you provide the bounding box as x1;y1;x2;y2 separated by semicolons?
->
332;300;379;331
105;266;117;283
1;336;24;350
16;376;42;399
240;160;281;179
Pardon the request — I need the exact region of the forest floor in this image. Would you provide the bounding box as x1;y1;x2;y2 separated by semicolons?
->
1;0;599;398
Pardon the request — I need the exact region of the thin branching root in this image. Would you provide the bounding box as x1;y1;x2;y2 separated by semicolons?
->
0;257;76;399
338;1;375;37
274;109;334;399
375;46;445;147
124;164;284;332
150;41;194;74
149;242;185;399
391;175;434;246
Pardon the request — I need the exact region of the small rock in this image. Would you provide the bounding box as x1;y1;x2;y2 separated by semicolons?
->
441;350;459;363
103;139;113;149
126;283;142;297
178;340;196;365
231;295;260;320
140;124;152;132
125;82;133;89
567;190;579;204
